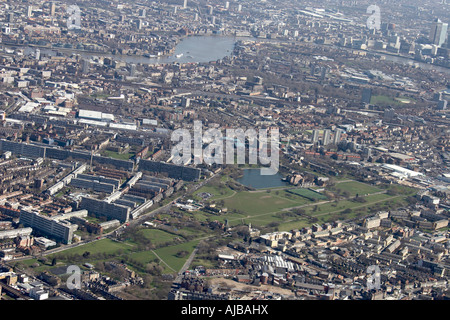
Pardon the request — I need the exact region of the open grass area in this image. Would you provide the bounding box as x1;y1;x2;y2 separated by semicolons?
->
305;193;390;216
50;239;134;259
216;186;413;230
330;181;381;196
192;174;415;230
370;95;416;107
288;188;328;201
193;184;236;201
16;239;135;275
153;240;200;273
131;228;180;247
222;190;313;216
19;236;200;276
277;219;312;231
101;150;134;160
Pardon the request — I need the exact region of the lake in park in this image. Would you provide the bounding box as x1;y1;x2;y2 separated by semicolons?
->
236;168;289;189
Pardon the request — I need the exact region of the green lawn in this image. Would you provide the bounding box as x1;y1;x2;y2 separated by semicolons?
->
102;150;134;160
277;219;311;231
153;240;200;273
305;193;390;216
19;236;199;276
133;228;179;246
222;190;313;216
288;188;328;200
193;184;235;201
49;239;134;260
331;181;381;196
370;95;415;106
193;177;405;229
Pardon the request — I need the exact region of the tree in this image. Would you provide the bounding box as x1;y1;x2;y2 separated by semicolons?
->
51;257;57;266
292;208;306;216
387;189;398;196
176;250;189;258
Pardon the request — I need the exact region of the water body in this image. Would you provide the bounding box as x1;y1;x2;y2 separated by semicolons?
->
236;168;289;189
21;35;237;65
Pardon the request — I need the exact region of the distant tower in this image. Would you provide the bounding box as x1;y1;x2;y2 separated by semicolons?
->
130;64;137;77
183;0;187;9
81;59;90;74
310;63;316;76
7;12;14;23
237;4;242;12
361;88;372;104
437;99;448;110
312;129;320;144
139;8;146;18
333;129;342;145
27;5;33;17
323;129;331;146
207;5;213;15
433;92;443;101
35;48;41;61
50;2;56;16
429;18;448;47
225;1;230;9
320;66;328;81
383;108;396;121
181;97;190;107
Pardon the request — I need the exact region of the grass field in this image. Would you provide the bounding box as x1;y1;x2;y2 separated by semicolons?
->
331;181;381;196
190;175;416;231
19;235;200;276
193;184;236;201
288;188;328;200
153;240;200;273
131;229;180;247
51;239;133;258
370;95;416;107
101;150;134;160
222;190;313;216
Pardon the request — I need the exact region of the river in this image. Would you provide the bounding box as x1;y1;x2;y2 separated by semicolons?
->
14;35;449;74
19;35;237;65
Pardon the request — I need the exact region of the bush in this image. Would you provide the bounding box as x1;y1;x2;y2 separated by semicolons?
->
176;250;189;258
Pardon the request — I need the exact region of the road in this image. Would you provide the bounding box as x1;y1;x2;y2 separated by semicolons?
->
174;234;215;284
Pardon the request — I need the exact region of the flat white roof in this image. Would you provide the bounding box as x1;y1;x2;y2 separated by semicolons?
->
381;163;423;177
78;119;108;126
18;102;39;113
